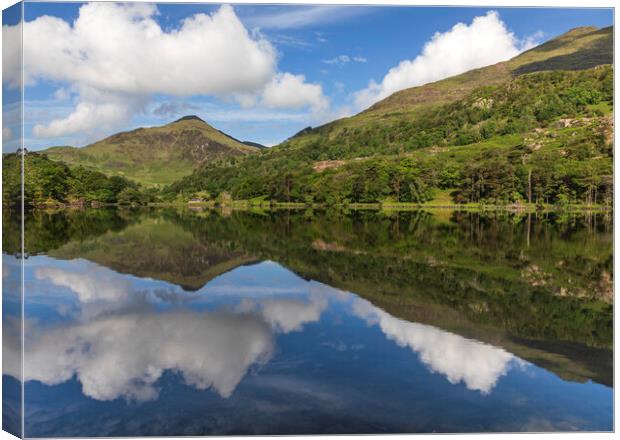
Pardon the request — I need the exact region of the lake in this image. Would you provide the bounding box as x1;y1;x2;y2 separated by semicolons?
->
2;208;613;436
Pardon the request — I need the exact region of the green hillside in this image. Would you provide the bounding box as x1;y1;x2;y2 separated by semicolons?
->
163;25;613;207
284;26;613;154
43;115;259;187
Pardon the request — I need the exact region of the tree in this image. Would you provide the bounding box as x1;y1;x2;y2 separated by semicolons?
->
117;187;143;205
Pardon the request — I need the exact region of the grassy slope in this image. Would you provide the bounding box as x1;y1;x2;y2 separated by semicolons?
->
285;26;612;149
509;26;614;74
44;118;259;187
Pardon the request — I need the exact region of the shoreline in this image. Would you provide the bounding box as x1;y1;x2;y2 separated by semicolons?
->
11;200;614;213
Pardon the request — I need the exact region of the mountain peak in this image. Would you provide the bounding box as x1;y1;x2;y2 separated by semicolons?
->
43;114;259;187
563;26;599;36
174;115;205;123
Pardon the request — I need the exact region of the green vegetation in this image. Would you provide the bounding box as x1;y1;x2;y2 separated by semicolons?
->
164;65;613;207
48;212;258;290
42;116;259;186
343;26;611;125
1;25;613;405
2;207;136;255
2;152;152;208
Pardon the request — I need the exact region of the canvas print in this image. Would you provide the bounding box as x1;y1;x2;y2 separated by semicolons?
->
1;1;614;437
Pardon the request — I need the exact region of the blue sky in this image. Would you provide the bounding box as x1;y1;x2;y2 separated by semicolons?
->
2;3;613;150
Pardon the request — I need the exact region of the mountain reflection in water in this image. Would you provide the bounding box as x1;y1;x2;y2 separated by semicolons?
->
2;208;613;435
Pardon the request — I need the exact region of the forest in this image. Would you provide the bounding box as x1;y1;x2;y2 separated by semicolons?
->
163;66;613;207
2;152;155;208
2;66;613;209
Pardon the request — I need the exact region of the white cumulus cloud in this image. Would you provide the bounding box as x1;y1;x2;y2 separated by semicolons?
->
234;72;329;113
33;260;203;316
20;3;275;97
261;73;329;112
2;20;22;90
32;96;143;139
9;275;334;401
5;3;328;140
354;11;541;109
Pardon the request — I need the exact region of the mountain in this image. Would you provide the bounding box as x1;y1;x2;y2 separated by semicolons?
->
48;214;259;291
43;115;260;186
240;141;268;149
290;26;613;146
216;129;268;149
165;25;613;207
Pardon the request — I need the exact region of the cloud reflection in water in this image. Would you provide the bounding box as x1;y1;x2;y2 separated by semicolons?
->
352;297;518;394
18;259;522;402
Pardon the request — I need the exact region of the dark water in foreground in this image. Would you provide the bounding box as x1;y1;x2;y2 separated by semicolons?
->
2;208;613;436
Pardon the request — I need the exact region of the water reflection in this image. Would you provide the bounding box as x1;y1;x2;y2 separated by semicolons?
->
2;254;22;437
22;309;274;401
352;297;520;394
21;258;335;400
3;256;22;379
13;255;527;402
3;208;613;434
239;295;328;333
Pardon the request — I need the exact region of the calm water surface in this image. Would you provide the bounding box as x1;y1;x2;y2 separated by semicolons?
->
2;208;613;436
